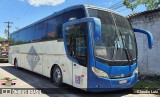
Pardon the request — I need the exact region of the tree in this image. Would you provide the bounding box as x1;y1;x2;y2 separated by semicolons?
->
0;37;5;41
123;0;160;10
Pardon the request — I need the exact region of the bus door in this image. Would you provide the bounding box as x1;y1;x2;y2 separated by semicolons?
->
63;22;88;88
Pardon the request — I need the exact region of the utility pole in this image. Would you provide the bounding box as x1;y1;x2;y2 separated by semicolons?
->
4;21;13;40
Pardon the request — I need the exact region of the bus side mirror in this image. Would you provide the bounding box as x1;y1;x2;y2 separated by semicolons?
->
93;18;102;42
133;28;153;49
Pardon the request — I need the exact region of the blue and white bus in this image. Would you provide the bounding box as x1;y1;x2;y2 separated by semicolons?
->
9;4;153;92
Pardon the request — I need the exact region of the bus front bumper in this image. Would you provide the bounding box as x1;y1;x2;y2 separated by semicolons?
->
88;73;138;92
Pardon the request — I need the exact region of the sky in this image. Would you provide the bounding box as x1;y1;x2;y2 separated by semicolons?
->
0;0;146;39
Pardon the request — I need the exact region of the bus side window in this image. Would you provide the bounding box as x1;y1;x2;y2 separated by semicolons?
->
57;24;63;39
65;23;88;67
75;37;87;66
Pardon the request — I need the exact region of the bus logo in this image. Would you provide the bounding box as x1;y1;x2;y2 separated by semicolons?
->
26;46;40;70
0;77;17;87
121;74;125;78
75;75;83;85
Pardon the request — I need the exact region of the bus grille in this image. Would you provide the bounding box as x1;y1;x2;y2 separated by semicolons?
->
109;73;133;79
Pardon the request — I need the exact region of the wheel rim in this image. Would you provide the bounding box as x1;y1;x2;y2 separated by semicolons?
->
53;68;61;83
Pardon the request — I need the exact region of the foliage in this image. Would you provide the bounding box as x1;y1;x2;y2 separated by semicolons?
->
0;37;5;41
123;0;160;10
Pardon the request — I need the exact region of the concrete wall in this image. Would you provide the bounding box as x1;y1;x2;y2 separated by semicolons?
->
129;11;160;75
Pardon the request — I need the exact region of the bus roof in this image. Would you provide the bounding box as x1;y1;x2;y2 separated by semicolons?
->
86;4;125;17
11;4;125;34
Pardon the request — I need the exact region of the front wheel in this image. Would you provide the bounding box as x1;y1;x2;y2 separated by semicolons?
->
52;65;63;86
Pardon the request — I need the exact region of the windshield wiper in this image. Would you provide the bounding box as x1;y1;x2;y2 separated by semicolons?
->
111;30;119;62
119;30;133;64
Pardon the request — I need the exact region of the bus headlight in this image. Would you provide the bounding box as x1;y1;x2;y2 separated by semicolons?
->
133;66;138;75
92;67;109;78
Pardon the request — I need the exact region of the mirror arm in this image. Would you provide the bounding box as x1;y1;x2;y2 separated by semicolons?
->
133;28;153;49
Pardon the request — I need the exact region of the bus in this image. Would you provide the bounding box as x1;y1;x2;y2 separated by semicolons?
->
9;4;153;92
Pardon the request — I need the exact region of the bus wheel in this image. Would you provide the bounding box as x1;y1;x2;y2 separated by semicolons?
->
52;65;63;86
14;59;18;69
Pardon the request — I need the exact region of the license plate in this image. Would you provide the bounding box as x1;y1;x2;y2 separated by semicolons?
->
119;80;127;84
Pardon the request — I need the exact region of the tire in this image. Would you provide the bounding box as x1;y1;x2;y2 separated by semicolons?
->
14;59;19;69
52;65;63;86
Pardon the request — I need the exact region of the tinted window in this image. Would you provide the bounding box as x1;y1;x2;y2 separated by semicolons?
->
88;9;137;65
10;33;17;45
34;22;47;42
10;8;86;46
46;15;63;40
65;23;87;66
63;8;85;22
46;18;58;40
20;30;26;44
26;26;35;43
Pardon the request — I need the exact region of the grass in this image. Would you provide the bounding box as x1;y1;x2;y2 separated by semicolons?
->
134;75;160;89
133;75;160;95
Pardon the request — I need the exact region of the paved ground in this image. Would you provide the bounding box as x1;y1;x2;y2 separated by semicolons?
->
0;63;159;97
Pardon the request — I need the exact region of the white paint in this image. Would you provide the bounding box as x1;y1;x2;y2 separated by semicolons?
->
9;40;88;88
129;12;160;75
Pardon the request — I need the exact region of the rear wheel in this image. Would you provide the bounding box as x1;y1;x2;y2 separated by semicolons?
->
14;59;18;69
52;65;63;86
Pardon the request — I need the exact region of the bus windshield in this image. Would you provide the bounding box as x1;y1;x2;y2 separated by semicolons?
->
88;9;137;65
